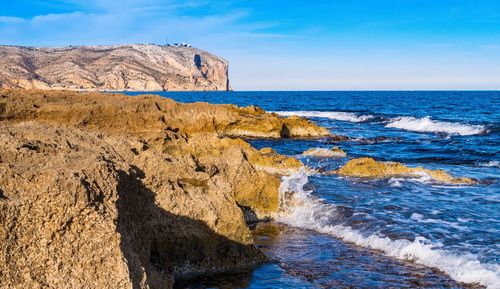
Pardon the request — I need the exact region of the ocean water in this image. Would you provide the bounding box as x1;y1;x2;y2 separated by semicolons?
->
127;91;500;288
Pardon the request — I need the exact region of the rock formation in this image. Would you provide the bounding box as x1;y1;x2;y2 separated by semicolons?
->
0;90;330;139
334;157;476;185
0;89;327;288
302;147;347;157
0;44;229;91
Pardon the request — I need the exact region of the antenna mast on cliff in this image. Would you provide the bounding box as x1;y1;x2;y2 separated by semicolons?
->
165;33;168;46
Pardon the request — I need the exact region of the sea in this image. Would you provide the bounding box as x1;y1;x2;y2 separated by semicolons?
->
127;91;500;289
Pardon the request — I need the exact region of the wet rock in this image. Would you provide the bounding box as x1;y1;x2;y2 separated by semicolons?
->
334;157;476;185
302;147;347;157
358;136;402;144
324;135;351;143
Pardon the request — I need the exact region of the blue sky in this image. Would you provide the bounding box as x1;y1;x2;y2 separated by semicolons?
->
1;0;500;90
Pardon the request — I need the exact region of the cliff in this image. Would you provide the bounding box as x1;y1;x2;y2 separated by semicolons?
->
0;44;229;91
0;89;328;288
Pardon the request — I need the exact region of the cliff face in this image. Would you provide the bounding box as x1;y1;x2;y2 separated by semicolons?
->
0;44;229;91
0;89;329;288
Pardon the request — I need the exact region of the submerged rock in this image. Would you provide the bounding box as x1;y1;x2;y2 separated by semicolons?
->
324;135;351;143
357;136;402;144
334;157;476;185
0;90;324;288
302;147;347;157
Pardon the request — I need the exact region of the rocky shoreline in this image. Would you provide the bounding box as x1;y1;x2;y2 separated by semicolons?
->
0;89;480;288
0;89;328;288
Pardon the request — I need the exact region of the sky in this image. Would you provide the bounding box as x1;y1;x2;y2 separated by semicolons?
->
1;0;500;90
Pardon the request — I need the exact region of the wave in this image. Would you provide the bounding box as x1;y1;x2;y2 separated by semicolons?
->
386;116;487;136
273;111;374;123
277;169;500;288
410;213;466;231
479;161;500;168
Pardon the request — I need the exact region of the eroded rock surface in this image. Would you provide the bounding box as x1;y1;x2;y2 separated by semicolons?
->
0;90;319;288
335;157;476;185
0;89;330;139
0;44;229;91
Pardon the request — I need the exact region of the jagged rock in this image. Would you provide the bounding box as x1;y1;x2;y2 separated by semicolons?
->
0;44;229;91
0;90;328;288
249;147;303;176
0;122;269;288
157;134;300;216
0;89;330;139
334;157;476;185
302;147;347;157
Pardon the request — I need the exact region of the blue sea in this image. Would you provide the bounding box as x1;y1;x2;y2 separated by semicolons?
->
128;91;500;288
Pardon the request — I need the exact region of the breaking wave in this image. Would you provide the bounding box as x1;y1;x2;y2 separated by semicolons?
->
277;169;500;288
273;111;374;123
386;116;487;136
480;161;500;168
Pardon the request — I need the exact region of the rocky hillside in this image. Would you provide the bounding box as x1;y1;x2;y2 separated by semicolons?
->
0;44;229;91
0;89;329;288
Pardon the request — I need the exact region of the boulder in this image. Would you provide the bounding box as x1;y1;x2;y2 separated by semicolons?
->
302;147;347;157
334;157;476;185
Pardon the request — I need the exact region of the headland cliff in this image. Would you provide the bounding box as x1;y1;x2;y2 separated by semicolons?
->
0;44;229;91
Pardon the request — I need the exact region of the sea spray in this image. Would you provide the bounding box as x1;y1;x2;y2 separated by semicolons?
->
386;116;487;136
277;169;500;288
273;111;374;123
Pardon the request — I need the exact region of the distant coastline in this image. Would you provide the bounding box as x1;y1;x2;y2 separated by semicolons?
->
0;44;230;92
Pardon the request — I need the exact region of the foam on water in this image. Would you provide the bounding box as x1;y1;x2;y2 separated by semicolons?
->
277;169;500;288
273;111;374;122
480;161;500;168
387;172;464;188
410;213;467;231
386;116;487;136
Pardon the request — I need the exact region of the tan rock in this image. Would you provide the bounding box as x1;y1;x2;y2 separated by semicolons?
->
249;147;303;176
157;135;301;216
0;122;267;289
0;89;327;288
0;89;330;139
0;44;229;91
302;147;347;157
335;157;476;185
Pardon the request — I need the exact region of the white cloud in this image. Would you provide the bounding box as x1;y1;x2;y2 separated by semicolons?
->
0;16;26;24
31;12;87;23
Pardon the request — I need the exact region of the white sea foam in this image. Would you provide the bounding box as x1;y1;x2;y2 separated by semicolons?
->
480;161;500;168
388;178;403;187
277;169;500;288
273;111;374;122
410;213;466;231
388;173;438;186
386;116;487;136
